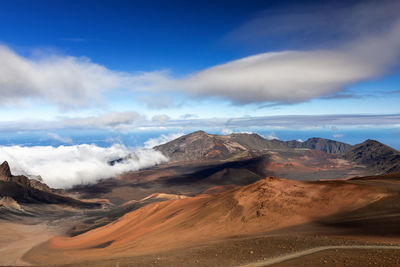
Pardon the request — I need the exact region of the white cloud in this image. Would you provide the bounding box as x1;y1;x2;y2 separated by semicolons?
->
151;114;170;124
128;1;400;105
1;1;399;109
1;113;400;132
0;144;168;189
221;128;233;135
144;132;184;148
0;45;129;108
47;133;73;144
333;134;345;138
139;94;174;109
177;50;381;103
131;35;400;105
265;132;279;140
180;114;198;119
62;111;143;128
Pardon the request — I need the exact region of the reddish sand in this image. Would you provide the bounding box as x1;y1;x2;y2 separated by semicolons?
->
25;177;388;264
201;184;238;194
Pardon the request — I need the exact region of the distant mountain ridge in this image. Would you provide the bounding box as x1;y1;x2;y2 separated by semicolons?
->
344;139;400;174
267;137;352;154
154;131;351;162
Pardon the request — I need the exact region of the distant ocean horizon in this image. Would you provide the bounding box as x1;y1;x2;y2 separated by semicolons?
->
0;128;399;150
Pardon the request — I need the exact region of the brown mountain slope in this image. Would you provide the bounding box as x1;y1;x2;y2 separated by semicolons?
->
344;139;400;174
153;131;250;162
25;177;387;264
154;131;351;162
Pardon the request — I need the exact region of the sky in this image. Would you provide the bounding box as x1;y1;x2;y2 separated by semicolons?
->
1;0;400;132
1;0;400;188
0;1;400;140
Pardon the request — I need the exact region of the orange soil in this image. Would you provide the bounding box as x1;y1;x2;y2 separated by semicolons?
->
28;177;388;264
201;184;238;194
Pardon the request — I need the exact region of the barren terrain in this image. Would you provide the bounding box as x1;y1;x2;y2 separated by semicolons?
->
2;132;400;266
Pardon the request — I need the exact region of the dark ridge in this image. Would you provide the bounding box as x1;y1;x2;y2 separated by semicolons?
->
344;139;400;174
349;171;400;181
0;180;100;208
0;162;101;208
317;195;400;237
162;156;270;186
89;240;114;249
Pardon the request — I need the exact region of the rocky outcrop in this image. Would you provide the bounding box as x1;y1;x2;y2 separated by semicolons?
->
0;161;12;179
0;196;23;211
0;161;100;208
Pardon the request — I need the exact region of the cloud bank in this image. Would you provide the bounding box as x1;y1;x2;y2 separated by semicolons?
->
0;45;128;108
0;113;400;132
0;144;168;189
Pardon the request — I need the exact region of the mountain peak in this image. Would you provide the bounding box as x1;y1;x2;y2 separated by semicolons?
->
344;139;400;174
188;130;211;138
191;130;207;135
362;139;385;146
0;161;12;178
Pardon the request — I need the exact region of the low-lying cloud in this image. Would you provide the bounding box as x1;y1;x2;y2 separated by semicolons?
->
0;144;168;189
47;133;73;144
144;132;184;148
265;132;279;140
1;113;400;133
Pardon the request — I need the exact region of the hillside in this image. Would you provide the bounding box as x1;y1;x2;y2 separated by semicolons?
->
344;139;400;174
154;131;351;162
24;176;387;264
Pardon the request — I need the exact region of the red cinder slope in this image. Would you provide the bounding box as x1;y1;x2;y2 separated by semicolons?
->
26;177;387;264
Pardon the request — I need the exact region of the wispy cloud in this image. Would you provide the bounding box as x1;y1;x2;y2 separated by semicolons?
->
0;113;400;132
47;133;73;144
180;114;198;119
0;2;399;109
333;134;345;138
151;114;170;124
61;111;143;128
225;0;400;51
144;132;184;148
0;45;129;108
265;132;279;140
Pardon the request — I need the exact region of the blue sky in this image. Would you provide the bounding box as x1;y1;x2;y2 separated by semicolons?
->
0;0;400;147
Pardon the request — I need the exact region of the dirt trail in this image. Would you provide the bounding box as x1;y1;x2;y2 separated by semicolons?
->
239;245;400;267
0;221;61;266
